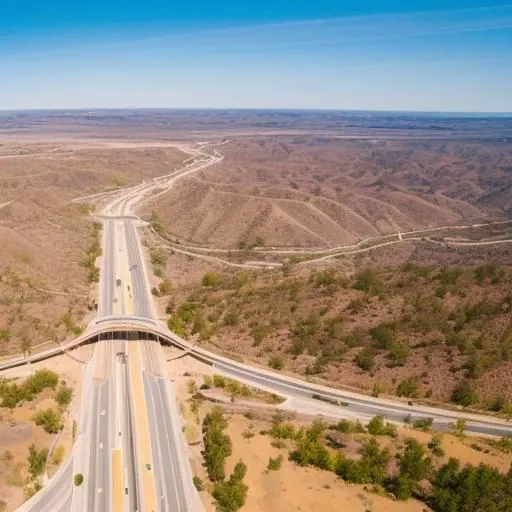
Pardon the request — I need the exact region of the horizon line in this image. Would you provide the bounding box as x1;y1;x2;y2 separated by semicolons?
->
1;107;511;117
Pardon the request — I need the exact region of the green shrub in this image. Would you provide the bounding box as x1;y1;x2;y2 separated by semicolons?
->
55;386;73;408
335;419;366;434
355;347;375;371
167;315;185;337
212;461;248;512
269;422;296;440
336;438;390;485
367;416;397;437
292;314;321;352
150;248;167;267
250;323;269;346
267;455;283;471
27;444;48;479
212;374;226;388
202;272;222;288
388;342;409;367
193;475;204;491
158;279;173;295
487;436;512;453
487;395;507;412
396;378;420;398
342;327;366;348
177;301;200;324
313;269;337;287
397;438;432;483
451;380;478;407
73;473;84;486
32;408;62;434
474;264;501;285
428;434;445;457
223;312;239;326
412;417;434;432
289;432;330;470
353;268;386;297
432;459;512;511
370;324;395;350
0;383;28;409
24;369;59;395
438;267;462;285
452;419;466;436
203;407;232;482
268;356;284;371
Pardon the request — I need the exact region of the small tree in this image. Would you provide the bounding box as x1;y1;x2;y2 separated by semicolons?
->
27;444;48;479
367;416;397;437
24;369;59;395
212;461;248;512
389;342;409;367
203;407;232;482
32;408;62;434
74;473;84;486
55;386;73;409
397;438;432;483
396;378;420;398
451;380;478;407
355;347;375;371
370;324;395;350
428;435;445;457
358;437;390;484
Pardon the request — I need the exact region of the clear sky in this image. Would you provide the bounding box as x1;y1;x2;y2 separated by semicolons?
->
1;1;512;111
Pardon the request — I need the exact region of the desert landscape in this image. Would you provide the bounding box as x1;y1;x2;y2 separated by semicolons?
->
143;137;512;249
0;137;186;356
0;110;511;511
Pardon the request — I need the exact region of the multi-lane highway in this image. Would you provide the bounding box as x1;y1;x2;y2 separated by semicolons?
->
15;144;217;512
9;141;512;512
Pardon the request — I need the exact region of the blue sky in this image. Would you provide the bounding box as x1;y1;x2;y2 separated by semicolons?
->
1;1;512;111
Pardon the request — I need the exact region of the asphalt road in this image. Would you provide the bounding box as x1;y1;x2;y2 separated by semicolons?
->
211;359;512;437
85;380;112;511
144;373;196;512
100;219;115;318
16;456;74;512
125;219;153;319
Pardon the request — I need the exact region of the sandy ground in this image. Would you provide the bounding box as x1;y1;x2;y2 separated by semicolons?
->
223;414;427;512
397;427;512;473
0;347;90;511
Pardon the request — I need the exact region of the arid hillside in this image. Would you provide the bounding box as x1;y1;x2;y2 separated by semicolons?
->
152;242;512;412
143;138;512;249
0;140;187;355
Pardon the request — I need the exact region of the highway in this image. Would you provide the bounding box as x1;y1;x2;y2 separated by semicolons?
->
14;144;217;512
9;141;512;512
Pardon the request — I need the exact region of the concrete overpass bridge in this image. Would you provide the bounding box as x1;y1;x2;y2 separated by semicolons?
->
0;316;196;372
